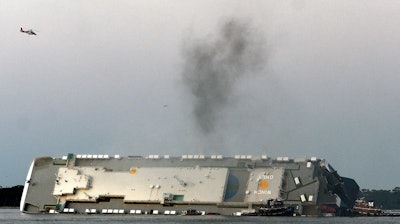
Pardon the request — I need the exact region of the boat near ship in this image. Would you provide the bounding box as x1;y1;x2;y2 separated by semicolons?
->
349;198;400;216
234;199;294;216
181;208;206;216
258;199;294;216
351;198;382;216
20;153;360;216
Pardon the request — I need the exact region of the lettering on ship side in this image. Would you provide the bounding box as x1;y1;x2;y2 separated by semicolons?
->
254;190;272;195
262;175;274;180
255;174;274;194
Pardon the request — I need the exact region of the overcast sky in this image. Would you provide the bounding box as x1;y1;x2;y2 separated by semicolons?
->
1;0;399;189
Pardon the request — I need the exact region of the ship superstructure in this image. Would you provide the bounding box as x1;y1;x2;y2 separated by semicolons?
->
20;154;359;216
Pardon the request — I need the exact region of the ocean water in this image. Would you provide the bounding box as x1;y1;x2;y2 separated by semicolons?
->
1;208;400;224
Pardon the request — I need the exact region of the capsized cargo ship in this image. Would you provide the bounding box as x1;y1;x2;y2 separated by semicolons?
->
20;153;359;216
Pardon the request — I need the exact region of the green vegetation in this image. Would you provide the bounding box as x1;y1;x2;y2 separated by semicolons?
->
360;187;400;209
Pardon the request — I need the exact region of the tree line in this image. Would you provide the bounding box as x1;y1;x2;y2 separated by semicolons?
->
360;187;400;209
0;185;23;207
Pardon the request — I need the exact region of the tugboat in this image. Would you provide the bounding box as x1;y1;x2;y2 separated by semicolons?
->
351;198;382;216
237;199;294;216
258;199;294;216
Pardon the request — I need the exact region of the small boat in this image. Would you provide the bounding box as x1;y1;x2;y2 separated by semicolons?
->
351;198;382;216
181;208;205;216
239;199;294;216
257;199;294;216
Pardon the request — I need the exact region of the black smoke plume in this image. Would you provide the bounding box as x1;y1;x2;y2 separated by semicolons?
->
182;18;265;134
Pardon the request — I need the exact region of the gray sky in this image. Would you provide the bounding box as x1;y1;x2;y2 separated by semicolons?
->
1;0;399;189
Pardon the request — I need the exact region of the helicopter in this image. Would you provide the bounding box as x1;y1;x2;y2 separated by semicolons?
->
20;27;36;35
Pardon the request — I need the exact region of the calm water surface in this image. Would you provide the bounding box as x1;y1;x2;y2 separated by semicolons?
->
1;208;400;224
